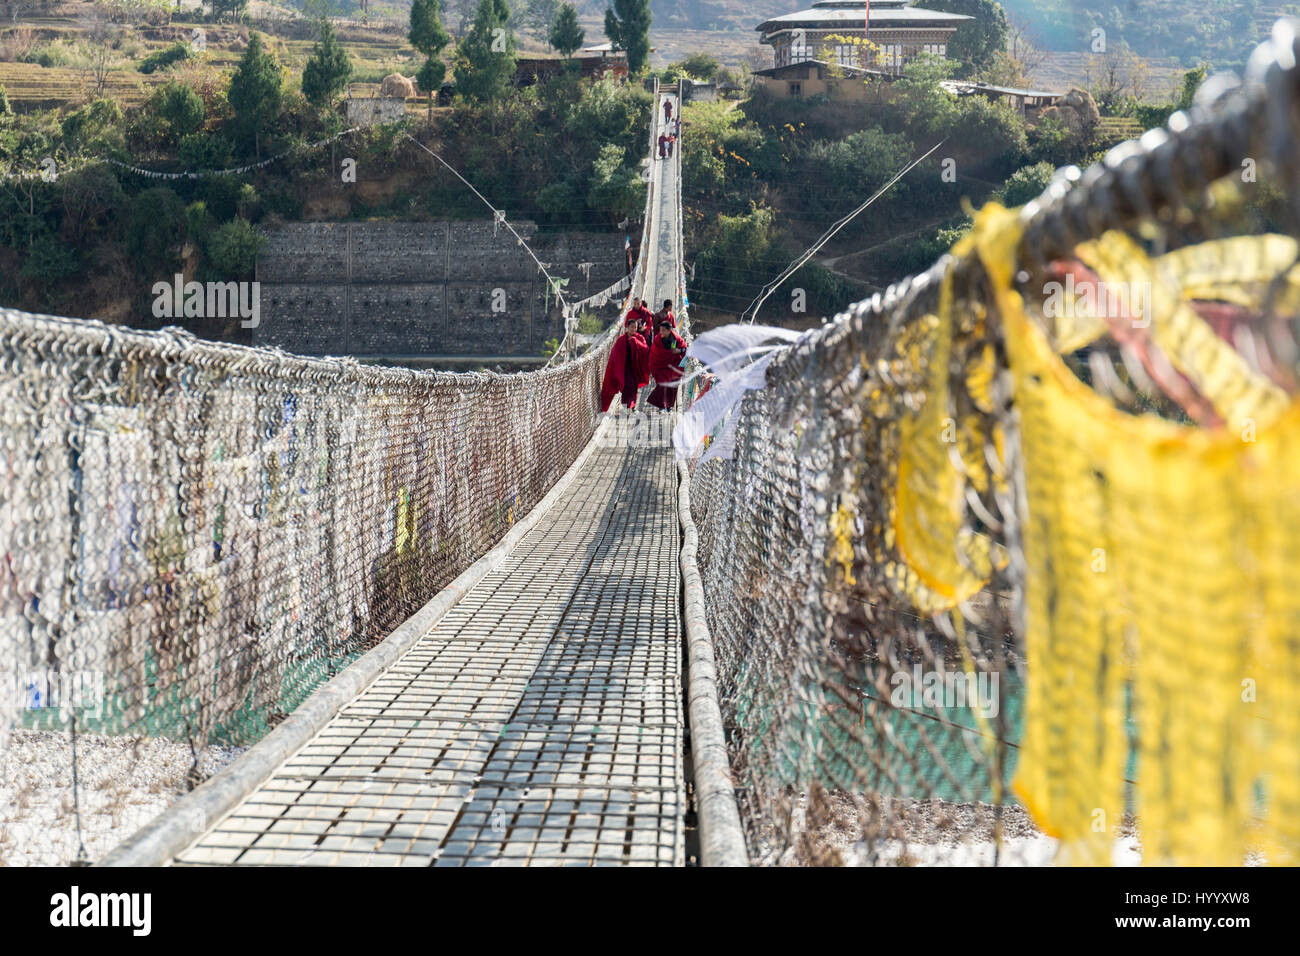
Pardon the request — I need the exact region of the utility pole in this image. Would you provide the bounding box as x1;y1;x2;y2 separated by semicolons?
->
864;0;870;68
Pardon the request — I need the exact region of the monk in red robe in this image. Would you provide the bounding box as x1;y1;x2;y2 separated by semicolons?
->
625;300;653;330
648;319;688;410
600;314;651;411
654;299;676;330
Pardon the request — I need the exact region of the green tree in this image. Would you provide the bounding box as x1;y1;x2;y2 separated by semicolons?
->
179;131;234;169
61;97;125;152
207;217;264;279
526;0;562;48
210;0;249;21
927;0;1008;77
549;3;584;60
800;127;915;217
60;165;124;244
455;0;516;109
999;160;1054;207
587;142;644;222
302;19;352;108
676;52;719;81
895;53;959;135
126;187;187;268
604;0;650;75
409;0;451;120
227;33;282;158
152;81;205;143
1174;63;1208;112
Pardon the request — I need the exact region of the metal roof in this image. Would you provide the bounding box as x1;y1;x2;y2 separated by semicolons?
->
756;1;972;33
940;80;1066;99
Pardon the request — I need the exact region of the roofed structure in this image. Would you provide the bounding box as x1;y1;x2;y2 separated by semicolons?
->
756;0;971;74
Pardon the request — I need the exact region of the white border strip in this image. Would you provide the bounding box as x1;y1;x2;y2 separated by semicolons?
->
677;460;749;866
98;418;614;867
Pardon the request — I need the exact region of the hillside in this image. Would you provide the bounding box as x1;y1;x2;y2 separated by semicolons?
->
999;0;1300;68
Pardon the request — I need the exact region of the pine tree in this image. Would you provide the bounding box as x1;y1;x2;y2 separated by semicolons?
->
228;33;282;159
455;0;516;107
604;0;651;75
302;20;352;108
550;3;584;60
409;0;451;121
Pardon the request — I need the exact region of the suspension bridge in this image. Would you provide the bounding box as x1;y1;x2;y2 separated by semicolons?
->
7;23;1300;868
152;88;689;868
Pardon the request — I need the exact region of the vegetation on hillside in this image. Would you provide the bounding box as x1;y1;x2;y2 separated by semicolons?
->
0;0;1285;338
0;15;648;330
998;0;1300;68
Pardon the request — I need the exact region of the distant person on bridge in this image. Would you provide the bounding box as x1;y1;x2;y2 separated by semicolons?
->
625;299;653;332
665;133;675;158
663;99;672;124
655;299;676;330
648;319;688;411
658;132;668;159
601;313;651;412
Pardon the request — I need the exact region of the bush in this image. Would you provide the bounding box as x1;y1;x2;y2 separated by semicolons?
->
799;127;915;217
999;161;1054;208
206;217;262;279
59;164;124;243
138;42;193;75
126;186;187;268
178;131;234;170
60;98;124;152
1027;113;1074;168
153;81;206;142
950;95;1026;175
586;142;644;224
20;233;80;289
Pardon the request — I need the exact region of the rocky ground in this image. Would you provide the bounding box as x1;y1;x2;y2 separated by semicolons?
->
0;730;242;867
759;790;1145;866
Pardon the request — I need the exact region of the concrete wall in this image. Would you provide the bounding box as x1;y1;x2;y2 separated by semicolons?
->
254;221;626;359
681;80;718;103
345;97;407;127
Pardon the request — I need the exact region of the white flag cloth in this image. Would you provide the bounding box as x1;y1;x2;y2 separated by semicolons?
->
672;324;808;462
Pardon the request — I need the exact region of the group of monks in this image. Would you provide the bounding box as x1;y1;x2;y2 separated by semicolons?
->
658;98;679;158
600;298;688;413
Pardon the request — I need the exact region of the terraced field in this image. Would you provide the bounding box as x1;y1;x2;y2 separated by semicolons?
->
0;14;423;112
0;61;160;110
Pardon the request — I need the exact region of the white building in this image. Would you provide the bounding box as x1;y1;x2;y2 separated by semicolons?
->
755;0;972;74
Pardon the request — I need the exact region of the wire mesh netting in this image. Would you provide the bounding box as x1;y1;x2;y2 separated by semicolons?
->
0;308;614;865
682;23;1300;865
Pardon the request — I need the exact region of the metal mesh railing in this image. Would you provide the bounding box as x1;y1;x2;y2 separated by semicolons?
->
0;308;615;865
683;21;1300;865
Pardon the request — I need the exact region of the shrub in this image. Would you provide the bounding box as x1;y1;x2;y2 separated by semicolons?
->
126;186;187;268
999;161;1055;208
178;131;234;170
60;98;124;152
152;81;206;142
206;217;263;279
799;127;915;217
138;42;193;75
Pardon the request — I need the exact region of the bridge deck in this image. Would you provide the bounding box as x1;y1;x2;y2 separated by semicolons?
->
172;91;686;868
175;439;684;866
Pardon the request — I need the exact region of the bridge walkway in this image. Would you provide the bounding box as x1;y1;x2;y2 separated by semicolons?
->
171;92;687;867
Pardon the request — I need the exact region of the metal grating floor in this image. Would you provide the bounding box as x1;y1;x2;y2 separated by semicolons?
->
174;441;685;866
